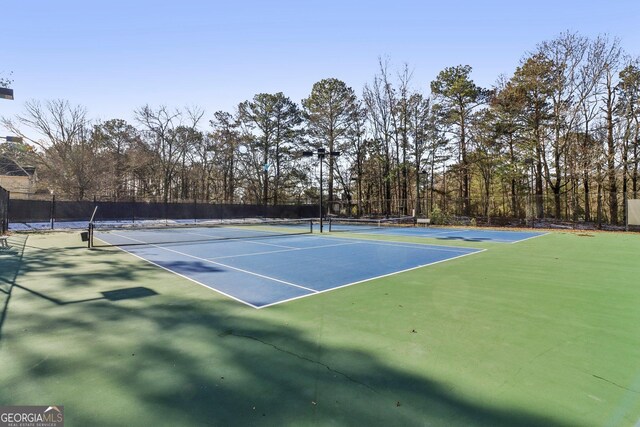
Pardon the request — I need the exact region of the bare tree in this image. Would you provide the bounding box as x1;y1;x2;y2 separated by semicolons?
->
135;105;183;203
92;119;140;199
576;36;612;221
617;59;640;223
535;32;589;219
2;99;103;199
407;92;431;215
597;37;623;223
209;111;241;203
363;58;395;215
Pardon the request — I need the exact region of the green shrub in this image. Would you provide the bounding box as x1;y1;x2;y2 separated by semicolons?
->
429;207;450;225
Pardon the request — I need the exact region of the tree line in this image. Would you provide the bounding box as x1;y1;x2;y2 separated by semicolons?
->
1;31;639;225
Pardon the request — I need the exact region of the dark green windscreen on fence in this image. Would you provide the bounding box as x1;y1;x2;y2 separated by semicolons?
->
0;186;8;234
8;198;319;224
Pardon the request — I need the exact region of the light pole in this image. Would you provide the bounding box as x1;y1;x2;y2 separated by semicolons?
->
1;87;20;147
1;87;16;236
303;148;340;233
0;136;23;143
1;86;17;142
349;176;358;217
0;87;13;100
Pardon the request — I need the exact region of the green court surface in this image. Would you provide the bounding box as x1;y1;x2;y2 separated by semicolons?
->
0;230;639;426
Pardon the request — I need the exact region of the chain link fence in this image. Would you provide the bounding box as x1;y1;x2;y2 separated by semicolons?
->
328;188;640;230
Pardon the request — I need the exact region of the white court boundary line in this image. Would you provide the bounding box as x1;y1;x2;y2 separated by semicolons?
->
94;232;319;306
95;230;486;309
340;226;549;244
104;231;318;292
94;239;261;309
343;239;479;253
508;232;549;244
258;248;486;309
305;234;481;253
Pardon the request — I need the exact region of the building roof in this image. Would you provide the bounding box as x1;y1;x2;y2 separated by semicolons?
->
0;156;36;177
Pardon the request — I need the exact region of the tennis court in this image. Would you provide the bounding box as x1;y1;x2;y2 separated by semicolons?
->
93;224;482;308
2;228;640;426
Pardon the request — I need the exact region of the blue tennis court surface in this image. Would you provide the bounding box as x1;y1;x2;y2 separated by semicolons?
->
95;230;483;308
329;225;545;243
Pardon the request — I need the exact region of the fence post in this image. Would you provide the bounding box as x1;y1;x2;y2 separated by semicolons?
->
164;200;168;226
50;194;56;230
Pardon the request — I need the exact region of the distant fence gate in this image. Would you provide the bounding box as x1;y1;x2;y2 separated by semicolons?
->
0;186;8;234
7;197;320;228
628;199;640;226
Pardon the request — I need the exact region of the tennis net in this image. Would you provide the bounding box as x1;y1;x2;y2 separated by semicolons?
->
328;216;415;232
89;218;313;248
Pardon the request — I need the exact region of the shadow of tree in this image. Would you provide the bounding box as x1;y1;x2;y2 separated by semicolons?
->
0;234;29;341
0;234;575;426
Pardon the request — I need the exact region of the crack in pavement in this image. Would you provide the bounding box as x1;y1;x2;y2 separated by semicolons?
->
592;375;640;394
222;330;378;393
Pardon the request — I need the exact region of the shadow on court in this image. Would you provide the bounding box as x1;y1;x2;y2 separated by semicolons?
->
0;233;573;426
0;235;161;341
0;234;28;343
10;284;157;306
160;260;225;274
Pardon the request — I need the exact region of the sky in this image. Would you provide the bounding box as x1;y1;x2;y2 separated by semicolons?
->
2;0;640;136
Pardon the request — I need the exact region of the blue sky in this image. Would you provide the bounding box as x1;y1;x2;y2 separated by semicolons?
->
2;0;640;135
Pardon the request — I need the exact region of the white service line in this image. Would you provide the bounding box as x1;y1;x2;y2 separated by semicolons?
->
208;259;318;293
93;235;260;309
179;231;301;249
258;248;487;309
509;232;549;244
309;234;478;253
208;241;361;260
100;231;318;293
416;229;470;238
356;240;477;253
236;239;299;249
97;229;487;309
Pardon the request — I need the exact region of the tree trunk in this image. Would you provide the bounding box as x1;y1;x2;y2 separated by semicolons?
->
584;172;591;222
460;115;470;216
597;164;603;229
263;146;268;207
509;137;517;216
606;83;618;224
553;146;562;219
535;159;544;218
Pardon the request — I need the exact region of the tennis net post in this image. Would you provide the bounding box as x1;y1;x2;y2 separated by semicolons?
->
88;206;98;249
